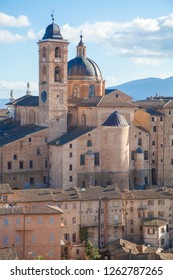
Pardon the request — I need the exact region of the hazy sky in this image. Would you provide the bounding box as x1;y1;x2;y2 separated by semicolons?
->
1;0;173;98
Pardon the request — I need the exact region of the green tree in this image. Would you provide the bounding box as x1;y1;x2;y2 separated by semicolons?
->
85;240;101;260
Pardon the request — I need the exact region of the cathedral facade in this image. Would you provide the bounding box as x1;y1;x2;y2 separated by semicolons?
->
1;18;173;191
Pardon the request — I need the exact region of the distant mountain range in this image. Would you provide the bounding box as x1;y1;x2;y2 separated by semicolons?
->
1;77;173;108
108;76;173;100
0;99;9;109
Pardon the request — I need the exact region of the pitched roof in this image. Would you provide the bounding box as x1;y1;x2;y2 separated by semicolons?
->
145;108;164;116
143;218;167;227
6;95;39;107
0;184;13;195
0;124;47;147
78;96;102;107
14;188;55;203
49;126;96;146
97;95;136;108
13;185;122;203
52;185;122;201
122;188;173;200
0;204;63;215
102;111;129;127
133;120;150;133
163;99;173;109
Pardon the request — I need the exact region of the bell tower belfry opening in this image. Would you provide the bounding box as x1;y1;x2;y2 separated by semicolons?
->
38;15;69;141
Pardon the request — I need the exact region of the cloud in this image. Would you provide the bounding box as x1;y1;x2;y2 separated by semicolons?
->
0;29;24;42
61;13;173;67
0;80;38;93
132;57;162;66
0;12;30;27
2;11;173;67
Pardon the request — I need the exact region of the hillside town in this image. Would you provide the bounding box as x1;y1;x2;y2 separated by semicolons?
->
1;17;173;260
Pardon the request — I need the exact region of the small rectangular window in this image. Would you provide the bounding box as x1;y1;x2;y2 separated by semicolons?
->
4;217;8;226
94;152;100;165
69;152;73;158
26;217;31;225
16;217;20;225
29;138;32;142
148;200;154;206
50;233;54;242
148;228;155;235
69;144;72;148
38;216;43;225
3;236;8;246
144;150;148;160
30;177;35;185
50;216;54;224
29;160;33;168
19;161;24;169
152;140;155;146
13;154;17;160
15;235;20;244
69;164;72;171
69;175;73;182
80;154;85;165
153;126;156;132
7;162;12;170
131;151;135;160
32;234;36;243
37;147;42;155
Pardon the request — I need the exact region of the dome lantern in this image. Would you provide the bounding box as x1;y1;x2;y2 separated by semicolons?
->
42;14;63;40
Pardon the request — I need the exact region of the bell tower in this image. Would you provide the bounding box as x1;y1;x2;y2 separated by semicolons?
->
38;15;69;141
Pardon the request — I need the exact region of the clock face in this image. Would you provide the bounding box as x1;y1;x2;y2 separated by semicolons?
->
41;90;47;102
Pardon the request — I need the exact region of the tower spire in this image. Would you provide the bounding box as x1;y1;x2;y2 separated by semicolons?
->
76;33;86;57
51;10;54;23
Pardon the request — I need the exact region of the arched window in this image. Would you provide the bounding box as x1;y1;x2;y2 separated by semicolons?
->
55;47;61;58
54;66;61;82
87;140;92;147
138;138;142;146
88;85;95;98
42;47;46;59
81;113;86;125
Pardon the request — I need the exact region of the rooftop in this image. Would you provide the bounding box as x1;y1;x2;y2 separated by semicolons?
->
6;95;39;107
0;204;63;215
0;184;14;195
0;123;47;147
102;111;129;127
122;188;173;200
13;185;122;203
143;218;167;227
49;126;96;146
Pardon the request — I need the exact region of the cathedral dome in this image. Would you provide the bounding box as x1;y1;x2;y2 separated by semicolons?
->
42;22;63;40
68;57;102;81
68;35;103;81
